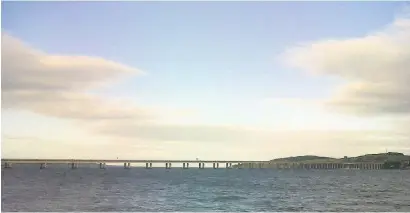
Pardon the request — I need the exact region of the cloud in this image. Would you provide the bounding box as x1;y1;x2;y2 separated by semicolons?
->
280;14;410;116
3;25;410;159
2;33;251;149
3;90;156;121
96;122;266;143
2;33;141;92
1;33;228;150
2;127;406;159
275;11;410;155
2;33;152;121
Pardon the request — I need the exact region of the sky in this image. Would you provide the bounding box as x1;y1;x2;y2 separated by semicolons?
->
2;2;410;160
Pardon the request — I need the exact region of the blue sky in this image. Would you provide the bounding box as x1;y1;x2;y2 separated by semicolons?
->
2;2;410;159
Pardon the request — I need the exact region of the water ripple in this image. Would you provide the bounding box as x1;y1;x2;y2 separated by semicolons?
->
2;168;410;211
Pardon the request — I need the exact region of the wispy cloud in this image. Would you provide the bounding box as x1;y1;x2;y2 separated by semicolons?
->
276;11;410;155
280;14;410;116
2;33;154;122
3;11;410;160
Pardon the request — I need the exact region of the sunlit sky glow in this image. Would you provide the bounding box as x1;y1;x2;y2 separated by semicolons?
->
2;2;410;160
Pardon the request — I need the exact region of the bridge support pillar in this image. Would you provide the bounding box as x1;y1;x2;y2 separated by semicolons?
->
40;163;47;169
226;163;232;169
212;163;219;169
71;163;78;169
198;163;204;169
4;162;12;169
145;162;152;169
99;163;106;169
183;163;189;169
165;162;172;169
124;162;131;169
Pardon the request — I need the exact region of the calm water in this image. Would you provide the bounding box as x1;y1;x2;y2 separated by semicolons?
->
2;167;410;212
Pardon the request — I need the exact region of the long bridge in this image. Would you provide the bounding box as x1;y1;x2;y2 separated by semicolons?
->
1;159;385;170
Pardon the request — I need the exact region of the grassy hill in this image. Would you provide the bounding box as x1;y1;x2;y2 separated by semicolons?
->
269;155;338;163
345;152;410;163
269;152;410;163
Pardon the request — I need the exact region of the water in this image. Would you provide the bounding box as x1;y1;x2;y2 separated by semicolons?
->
2;167;410;211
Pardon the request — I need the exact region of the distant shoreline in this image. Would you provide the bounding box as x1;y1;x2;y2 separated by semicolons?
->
266;152;410;163
230;152;410;169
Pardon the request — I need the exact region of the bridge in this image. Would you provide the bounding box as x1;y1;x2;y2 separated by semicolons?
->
1;159;384;170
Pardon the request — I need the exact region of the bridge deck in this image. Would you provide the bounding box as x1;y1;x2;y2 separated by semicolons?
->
1;159;269;164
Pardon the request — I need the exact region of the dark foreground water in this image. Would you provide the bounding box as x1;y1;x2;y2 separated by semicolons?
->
2;167;410;212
